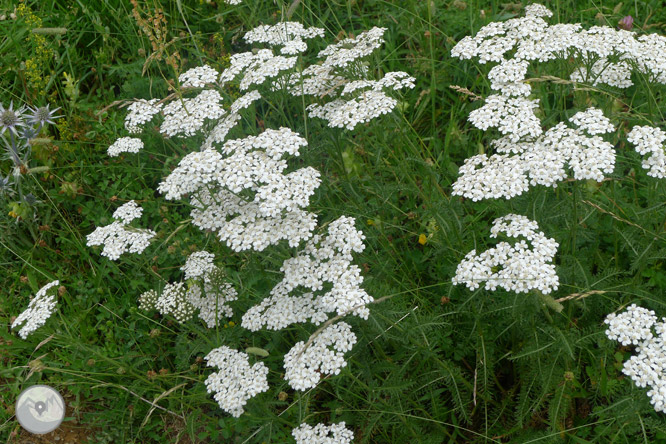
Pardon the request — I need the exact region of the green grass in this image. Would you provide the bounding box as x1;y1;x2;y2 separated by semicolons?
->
2;0;666;442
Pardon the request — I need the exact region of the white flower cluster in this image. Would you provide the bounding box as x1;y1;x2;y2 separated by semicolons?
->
223;0;242;4
605;304;657;346
452;214;559;294
124;99;162;134
467;94;542;142
244;22;325;55
292;422;354;444
117;67;261;147
451;2;666;85
605;305;666;412
448;3;666;201
318;27;387;69
286;27;415;130
201;90;261;150
487;59;531;96
242;216;372;331
140;251;238;327
112;200;143;224
569;108;615;135
95;21;386;423
11;280;59;339
107;137;144;157
153;282;197;323
86;201;155;260
306;73;415;130
627;125;666;178
284;322;357;390
160;90;225;137
191;188;319;252
181;250;216;280
220;49;297;91
138;289;158;312
453;108;615;201
159;127;321;252
179;65;219;88
204;346;269;417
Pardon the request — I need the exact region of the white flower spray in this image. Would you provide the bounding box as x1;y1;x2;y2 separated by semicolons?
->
452;214;559;294
12;280;60;339
605;305;666;413
91;21;417;435
453;5;666;416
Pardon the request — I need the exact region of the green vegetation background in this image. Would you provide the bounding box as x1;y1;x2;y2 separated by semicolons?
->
2;0;666;442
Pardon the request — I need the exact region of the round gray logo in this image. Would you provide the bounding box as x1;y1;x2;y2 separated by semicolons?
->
15;385;65;434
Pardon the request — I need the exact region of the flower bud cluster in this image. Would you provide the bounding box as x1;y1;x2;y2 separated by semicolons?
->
452;214;559;294
140;251;238;327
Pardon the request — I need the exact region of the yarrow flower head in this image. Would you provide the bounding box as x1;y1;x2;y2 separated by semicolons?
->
178;65;219;88
220;49;297;91
283;26;414;130
107;137;144;157
112;200;143;224
160;90;225;137
605;304;657;346
244;22;325;55
140;251;238;327
86;201;155;260
204;346;269;417
318;27;386;69
181;251;216;280
452;214;559;294
627;125;666;178
292;422;355;444
125;99;162;134
159;127;321;252
453;108;616;201
283;322;357;390
11;280;59;339
306;71;415;130
242;216;372;331
605;305;666;412
153;282;196;323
